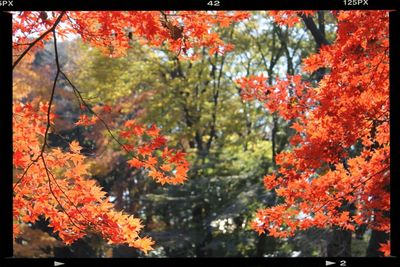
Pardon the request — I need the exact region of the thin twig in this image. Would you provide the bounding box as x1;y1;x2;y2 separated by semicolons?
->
13;11;66;70
60;70;132;155
14;29;60;188
41;155;84;230
39;29;60;156
44;156;99;230
310;166;390;216
13;161;36;191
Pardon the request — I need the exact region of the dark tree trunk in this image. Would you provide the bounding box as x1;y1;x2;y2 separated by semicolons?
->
192;201;212;257
300;12;328;81
355;224;367;240
255;234;277;257
255;234;266;257
327;228;352;257
299;13;330;50
366;230;389;257
271;115;278;168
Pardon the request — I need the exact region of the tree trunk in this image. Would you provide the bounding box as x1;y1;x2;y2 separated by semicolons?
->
271;115;278;168
327;228;352;257
300;13;330;50
366;230;389;257
255;234;266;257
193;201;212;256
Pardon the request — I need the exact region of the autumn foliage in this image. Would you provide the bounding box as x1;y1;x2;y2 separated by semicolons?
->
13;11;249;58
238;11;390;254
13;102;155;253
12;10;247;253
120;120;189;185
12;10;391;256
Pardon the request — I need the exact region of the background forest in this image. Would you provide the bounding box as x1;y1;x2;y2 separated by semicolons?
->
12;10;389;257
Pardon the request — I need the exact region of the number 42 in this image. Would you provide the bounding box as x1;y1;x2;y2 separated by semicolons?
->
207;1;220;6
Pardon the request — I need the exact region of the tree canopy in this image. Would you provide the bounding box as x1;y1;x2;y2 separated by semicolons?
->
12;10;390;257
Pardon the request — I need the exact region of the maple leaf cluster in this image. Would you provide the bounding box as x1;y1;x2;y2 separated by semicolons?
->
238;11;390;247
238;74;316;121
13;102;154;254
379;240;391;257
12;11;249;59
120;120;189;185
268;11;315;27
74;114;99;126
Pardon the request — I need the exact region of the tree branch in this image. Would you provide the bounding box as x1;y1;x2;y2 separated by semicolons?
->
299;13;330;50
13;11;66;70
